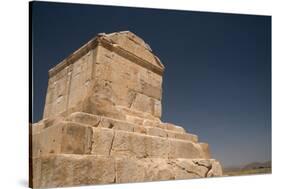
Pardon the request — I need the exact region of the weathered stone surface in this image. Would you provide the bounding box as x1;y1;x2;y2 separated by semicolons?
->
176;132;198;142
133;125;147;134
100;116;135;132
32;155;223;188
168;139;205;159
42;31;164;121
116;157;147;183
31;31;223;188
207;160;223;177
144;158;175;181
33;120;206;160
91;128;114;156
111;130;146;158
100;128;204;159
33;121;93;157
161;123;186;133
32;155;115;188
32;122;64;157
126;115;144;125
146;127;167;137
66;112;100;127
60;122;93;154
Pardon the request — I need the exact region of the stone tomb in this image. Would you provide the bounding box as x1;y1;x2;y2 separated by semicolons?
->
31;31;222;188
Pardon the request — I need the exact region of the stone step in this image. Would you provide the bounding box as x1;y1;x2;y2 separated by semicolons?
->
32;154;223;188
92;127;205;159
64;112;198;142
32;121;210;159
118;106;160;121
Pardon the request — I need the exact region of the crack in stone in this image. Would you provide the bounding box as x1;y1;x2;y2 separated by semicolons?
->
192;160;213;177
112;158;117;183
193;160;211;169
205;165;213;177
87;128;94;154
170;161;201;178
128;91;137;108
109;130;116;156
93;116;101;127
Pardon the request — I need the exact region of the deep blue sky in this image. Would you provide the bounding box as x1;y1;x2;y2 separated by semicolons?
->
31;1;271;168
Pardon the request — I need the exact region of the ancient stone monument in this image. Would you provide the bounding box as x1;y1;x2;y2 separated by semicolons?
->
31;31;222;188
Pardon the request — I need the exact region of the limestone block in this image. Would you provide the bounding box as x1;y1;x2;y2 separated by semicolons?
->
174;132;198;142
143;119;156;127
43;71;69;118
193;159;212;169
126;115;144;125
82;92;126;120
130;93;154;114
119;106;158;121
32;120;45;134
145;135;170;158
43;116;64;129
116;157;147;183
111;130;171;158
166;130;198;142
32;123;64;157
140;80;162;100
94;59;114;81
138;69;163;91
133;125;147;134
173;169;200;180
146;127;167;138
60;122;93;154
144;159;175;181
111;130;146;158
168;139;204;159
161;123;186;133
33;121;93;156
166;130;177;139
66;112;100;127
32;155;115;188
207;160;223;177
99;116;135;132
91;128;114;156
68;52;93;106
153;99;162;118
154;122;165;129
171;159;208;177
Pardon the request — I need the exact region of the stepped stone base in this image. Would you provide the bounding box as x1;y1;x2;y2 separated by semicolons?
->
32;112;222;188
33;154;222;188
32;112;210;159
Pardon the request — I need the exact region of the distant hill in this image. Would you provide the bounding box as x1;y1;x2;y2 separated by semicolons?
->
242;161;271;170
223;160;271;176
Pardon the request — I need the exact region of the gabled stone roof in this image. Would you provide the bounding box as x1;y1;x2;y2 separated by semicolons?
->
49;31;164;77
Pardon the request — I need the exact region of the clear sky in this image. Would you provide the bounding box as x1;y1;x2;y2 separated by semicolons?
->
31;1;271;168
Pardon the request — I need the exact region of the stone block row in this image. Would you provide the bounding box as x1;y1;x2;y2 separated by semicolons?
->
91;127;206;159
66;112;196;141
32;121;209;159
32;154;222;188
